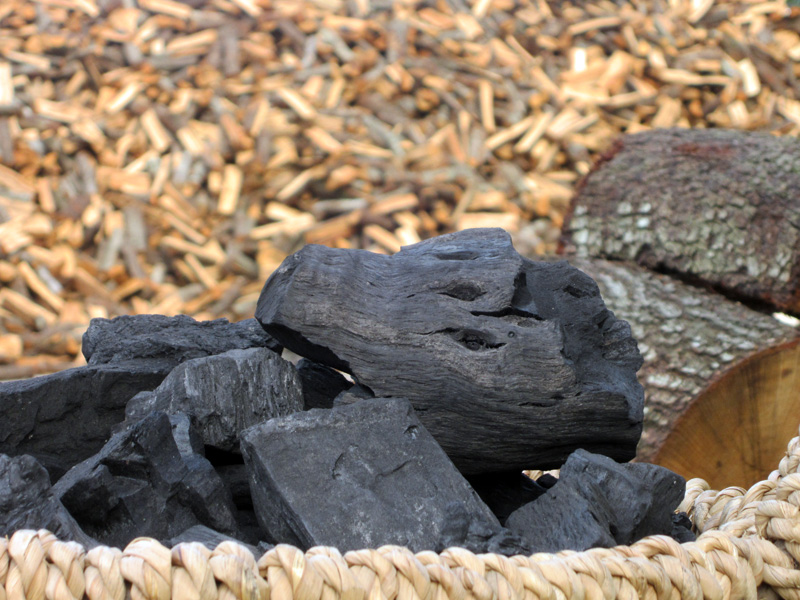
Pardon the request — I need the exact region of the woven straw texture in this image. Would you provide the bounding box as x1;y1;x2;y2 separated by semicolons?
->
5;429;800;600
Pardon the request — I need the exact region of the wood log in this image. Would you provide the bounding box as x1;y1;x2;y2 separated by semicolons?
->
567;256;800;489
563;129;800;314
256;229;645;475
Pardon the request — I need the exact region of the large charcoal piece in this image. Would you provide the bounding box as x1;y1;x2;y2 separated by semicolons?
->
83;314;281;365
126;348;303;452
505;449;685;552
256;228;644;473
0;454;96;548
241;398;501;552
53;412;239;548
0;361;170;480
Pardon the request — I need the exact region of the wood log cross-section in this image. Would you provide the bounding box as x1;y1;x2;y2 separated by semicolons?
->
568;257;799;489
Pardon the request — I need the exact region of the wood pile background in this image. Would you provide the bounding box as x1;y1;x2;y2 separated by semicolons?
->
0;0;799;379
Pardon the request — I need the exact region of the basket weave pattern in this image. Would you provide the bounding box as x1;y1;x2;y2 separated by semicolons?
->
5;432;800;600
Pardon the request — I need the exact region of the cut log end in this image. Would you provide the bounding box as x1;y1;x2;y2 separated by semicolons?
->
653;338;800;490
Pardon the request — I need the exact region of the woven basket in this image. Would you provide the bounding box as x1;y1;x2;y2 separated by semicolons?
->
5;430;800;600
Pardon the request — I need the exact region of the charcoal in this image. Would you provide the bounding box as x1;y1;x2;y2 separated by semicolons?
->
466;471;548;524
505;479;617;552
53;412;239;548
168;524;259;557
504;449;686;552
216;464;252;508
0;360;170;480
125;348;303;452
536;473;558;489
0;454;96;548
256;228;644;474
170;413;205;456
671;512;696;543
82;314;281;365
558;449;685;544
295;358;351;410
241;398;500;552
332;384;374;407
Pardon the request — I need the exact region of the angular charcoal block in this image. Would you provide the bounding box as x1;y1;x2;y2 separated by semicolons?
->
295;358;352;410
168;525;259;557
256;228;644;474
180;453;240;536
505;478;617;553
558;449;685;544
436;502;531;556
0;454;96;548
83;314;281;365
332;384;374;407
0;360;171;480
241;398;500;552
671;512;696;543
126;348;303;452
53;412;239;548
169;413;205;457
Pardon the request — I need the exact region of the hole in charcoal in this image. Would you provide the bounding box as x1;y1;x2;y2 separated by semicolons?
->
564;283;590;298
443;328;505;351
434;251;478;260
438;281;485;301
508;331;515;338
404;425;419;440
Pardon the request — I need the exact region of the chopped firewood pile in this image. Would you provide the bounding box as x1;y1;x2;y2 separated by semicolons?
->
0;0;798;379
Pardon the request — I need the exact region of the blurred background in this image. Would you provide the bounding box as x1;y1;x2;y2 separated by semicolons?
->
0;0;798;379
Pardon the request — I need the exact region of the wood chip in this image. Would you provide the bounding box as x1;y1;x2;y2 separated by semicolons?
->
217;164;243;215
0;0;798;377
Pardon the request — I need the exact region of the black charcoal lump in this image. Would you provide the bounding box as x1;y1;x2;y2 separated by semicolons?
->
256;228;644;474
505;449;686;552
53;412;239;549
82;314;281;366
126;348;304;452
0;361;171;480
241;398;500;552
0;454;96;549
295;358;352;410
557;449;686;544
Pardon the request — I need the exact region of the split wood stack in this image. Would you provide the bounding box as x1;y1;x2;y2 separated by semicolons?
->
0;0;799;379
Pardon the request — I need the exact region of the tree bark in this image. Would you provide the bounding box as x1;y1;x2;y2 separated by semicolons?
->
563;128;800;314
566;256;799;487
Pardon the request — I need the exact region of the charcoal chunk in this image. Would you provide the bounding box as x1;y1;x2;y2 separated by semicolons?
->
295;358;351;410
83;314;281;365
126;348;303;452
0;454;96;548
505;449;686;552
241;398;500;552
0;361;170;480
168;524;259;557
558;449;685;544
505;479;617;552
256;228;644;474
671;512;696;543
54;412;239;548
